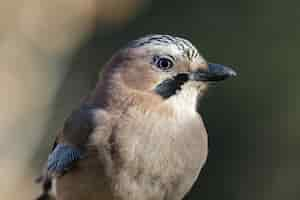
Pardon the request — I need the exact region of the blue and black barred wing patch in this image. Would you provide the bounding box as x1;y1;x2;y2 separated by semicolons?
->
47;144;83;175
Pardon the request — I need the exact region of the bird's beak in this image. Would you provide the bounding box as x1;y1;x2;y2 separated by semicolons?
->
189;63;237;82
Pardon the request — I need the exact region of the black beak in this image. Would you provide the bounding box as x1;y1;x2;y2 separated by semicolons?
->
189;63;237;82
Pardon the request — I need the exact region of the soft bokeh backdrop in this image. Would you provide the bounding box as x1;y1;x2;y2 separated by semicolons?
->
0;0;299;199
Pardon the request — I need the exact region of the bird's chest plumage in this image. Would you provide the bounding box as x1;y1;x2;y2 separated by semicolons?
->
111;102;208;200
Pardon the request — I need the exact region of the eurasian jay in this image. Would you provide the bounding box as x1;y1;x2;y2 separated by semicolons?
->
36;34;236;200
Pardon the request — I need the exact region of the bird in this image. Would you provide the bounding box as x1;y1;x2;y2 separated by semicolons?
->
36;34;236;200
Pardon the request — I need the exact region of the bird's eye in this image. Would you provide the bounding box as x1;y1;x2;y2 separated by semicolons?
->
156;57;174;70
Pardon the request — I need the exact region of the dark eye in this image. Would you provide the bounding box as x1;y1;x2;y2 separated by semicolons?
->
156;57;174;70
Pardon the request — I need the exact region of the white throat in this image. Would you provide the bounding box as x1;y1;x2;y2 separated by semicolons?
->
166;82;201;117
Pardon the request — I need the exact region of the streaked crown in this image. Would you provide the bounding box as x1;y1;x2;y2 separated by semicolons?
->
127;34;201;61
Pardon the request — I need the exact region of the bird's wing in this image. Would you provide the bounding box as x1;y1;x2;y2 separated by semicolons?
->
48;104;97;176
36;104;102;200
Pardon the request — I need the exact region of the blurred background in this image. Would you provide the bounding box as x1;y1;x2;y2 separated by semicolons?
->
0;0;299;199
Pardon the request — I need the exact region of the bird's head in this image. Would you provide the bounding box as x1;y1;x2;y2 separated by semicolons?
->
103;34;236;103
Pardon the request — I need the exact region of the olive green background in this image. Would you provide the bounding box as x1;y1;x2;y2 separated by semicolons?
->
0;0;299;199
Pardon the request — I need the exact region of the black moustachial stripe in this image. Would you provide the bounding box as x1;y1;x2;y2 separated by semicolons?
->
154;73;189;99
